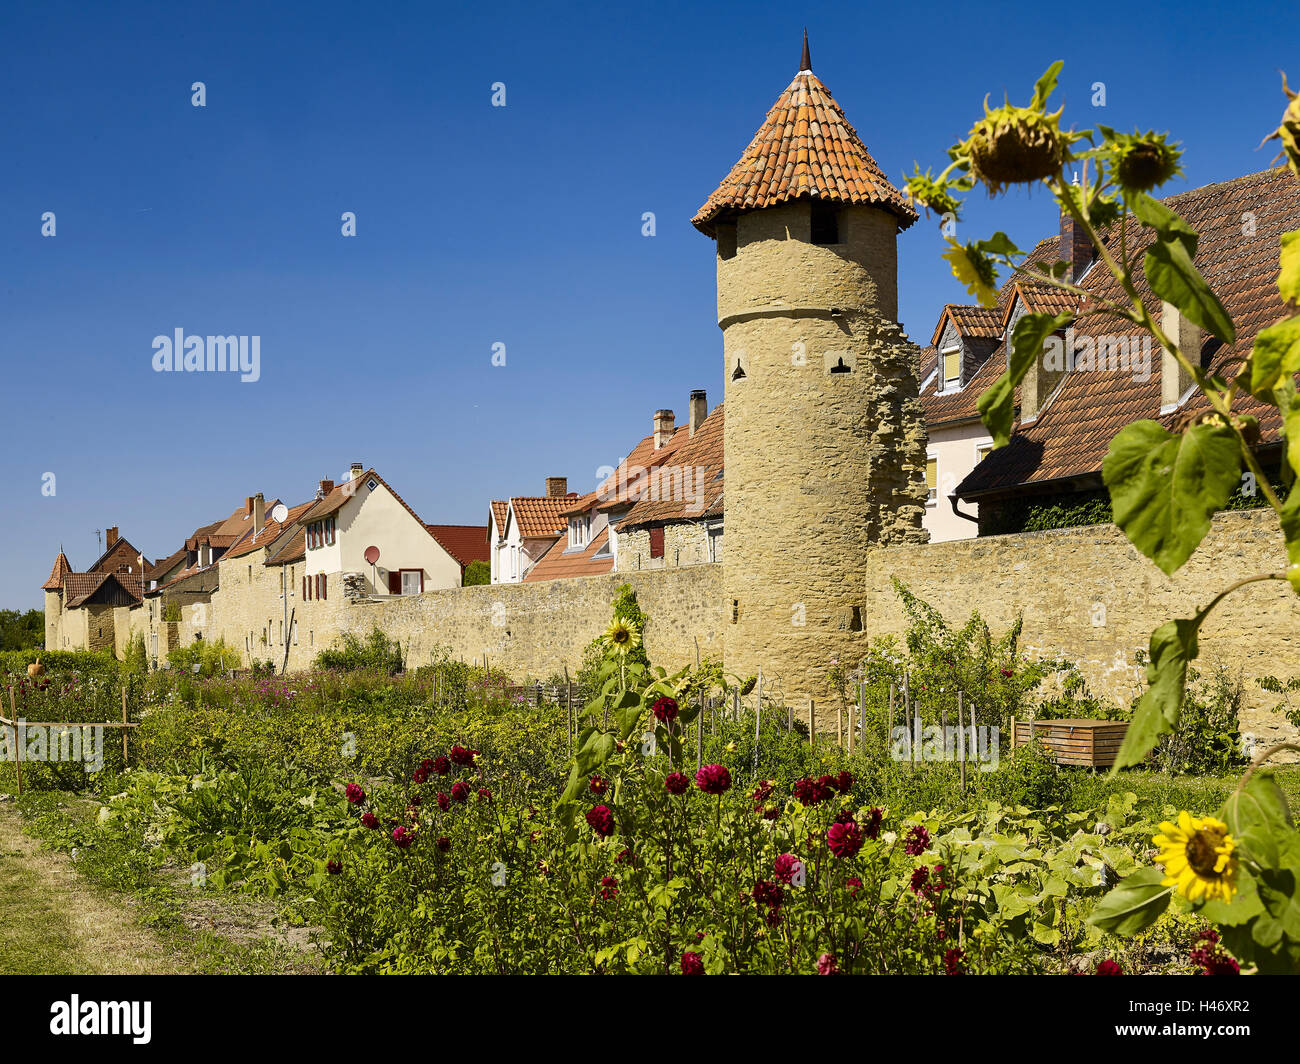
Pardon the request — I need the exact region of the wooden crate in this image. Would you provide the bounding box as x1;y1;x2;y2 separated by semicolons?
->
1012;718;1129;768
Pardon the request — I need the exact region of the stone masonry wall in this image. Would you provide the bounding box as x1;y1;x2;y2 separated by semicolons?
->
339;565;727;678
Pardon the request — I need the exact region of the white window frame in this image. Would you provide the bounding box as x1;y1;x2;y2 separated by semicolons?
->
925;452;939;506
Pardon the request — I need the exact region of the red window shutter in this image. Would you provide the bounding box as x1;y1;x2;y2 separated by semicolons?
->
321;574;327;600
419;571;424;593
649;527;665;558
388;571;401;594
302;576;307;600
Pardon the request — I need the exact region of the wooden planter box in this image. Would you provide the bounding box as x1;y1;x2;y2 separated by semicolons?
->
1012;718;1129;768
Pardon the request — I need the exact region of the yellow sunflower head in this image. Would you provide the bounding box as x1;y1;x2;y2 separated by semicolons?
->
602;617;642;657
1154;811;1238;904
943;242;999;309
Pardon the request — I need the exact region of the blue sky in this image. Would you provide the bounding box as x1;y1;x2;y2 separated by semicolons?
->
2;0;1294;607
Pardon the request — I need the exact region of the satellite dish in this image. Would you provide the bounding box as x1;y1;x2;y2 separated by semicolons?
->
271;502;289;524
364;545;380;565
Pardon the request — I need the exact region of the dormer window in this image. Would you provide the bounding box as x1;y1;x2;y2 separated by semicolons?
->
941;347;962;390
568;514;591;550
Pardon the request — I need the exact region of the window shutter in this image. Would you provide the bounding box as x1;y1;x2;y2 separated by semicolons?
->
419;570;424;593
321;574;327;600
388;571;401;594
649;527;665;558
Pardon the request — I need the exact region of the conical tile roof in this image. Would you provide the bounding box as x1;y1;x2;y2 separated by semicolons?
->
694;36;915;235
41;550;72;591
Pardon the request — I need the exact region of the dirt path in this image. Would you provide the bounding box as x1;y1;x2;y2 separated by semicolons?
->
0;804;198;975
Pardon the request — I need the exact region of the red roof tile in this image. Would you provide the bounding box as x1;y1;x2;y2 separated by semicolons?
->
523;527;615;582
509;495;579;539
693;45;915;236
958;167;1300;498
619;404;725;528
425;524;491;568
41;551;72;590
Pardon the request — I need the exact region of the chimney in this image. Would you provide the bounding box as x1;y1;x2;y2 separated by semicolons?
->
545;476;568;498
318;478;335;498
688;390;707;437
1060;202;1093;282
1161;302;1200;411
245;496;254;515
253;493;266;537
350;462;364;481
105;527;119;549
653;409;676;450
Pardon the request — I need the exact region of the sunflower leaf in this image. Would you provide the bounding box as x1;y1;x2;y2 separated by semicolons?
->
977;311;1074;448
1086;866;1172;935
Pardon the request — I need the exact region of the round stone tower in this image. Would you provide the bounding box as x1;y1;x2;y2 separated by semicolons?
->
694;33;929;698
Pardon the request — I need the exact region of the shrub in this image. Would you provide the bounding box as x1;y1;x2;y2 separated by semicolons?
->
314;628;404;673
463;560;490;586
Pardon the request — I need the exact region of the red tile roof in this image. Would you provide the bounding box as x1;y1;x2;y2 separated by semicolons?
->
509;495;579;539
563;427;690;517
425;524;491;568
958;166;1300;498
225;500;313;559
523;527;615;582
930;304;1004;346
41;551;72;591
693;49;915;236
619;404;725;528
490;501;509;537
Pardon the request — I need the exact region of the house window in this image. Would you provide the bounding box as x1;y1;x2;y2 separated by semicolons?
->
926;457;938;504
942;348;961;390
810;201;839;245
400;569;423;596
569;514;591;549
649;527;665;559
976;443;994;464
325;516;336;545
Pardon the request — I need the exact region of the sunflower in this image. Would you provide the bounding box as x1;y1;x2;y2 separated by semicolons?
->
1153;811;1238;904
943;242;999;309
601;617;642;657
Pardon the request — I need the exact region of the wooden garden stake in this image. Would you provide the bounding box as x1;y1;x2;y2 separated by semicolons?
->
837;702;843;748
888;683;895;744
809;699;816;747
122;686;129;767
957;692;966;794
564;665;573;753
695;639;703;772
9;688;20;795
752;668;763;776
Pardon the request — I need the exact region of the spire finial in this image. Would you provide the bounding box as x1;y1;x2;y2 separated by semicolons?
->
800;28;811;73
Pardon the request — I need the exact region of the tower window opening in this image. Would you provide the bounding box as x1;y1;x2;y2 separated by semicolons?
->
717;224;737;260
811;202;839;245
829;356;851;374
731;360;747;381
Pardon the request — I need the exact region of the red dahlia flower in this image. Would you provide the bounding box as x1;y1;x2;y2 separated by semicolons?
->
827;816;864;859
652;696;679;724
436;792;451;811
680;951;704;975
695;764;731;795
345;783;366;805
450;745;478;767
360;812;379;829
326;860;342;875
392;826;414;849
665;772;690;795
774;853;802;884
1095;959;1123;975
477;788;492;802
599;875;619;900
586;805;615;838
589;774;608;796
436;835;451;853
903;825;931;856
817;952;839;975
451;781;471;803
433;756;451;775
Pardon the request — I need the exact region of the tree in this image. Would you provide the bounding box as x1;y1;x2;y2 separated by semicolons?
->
463;560;490;586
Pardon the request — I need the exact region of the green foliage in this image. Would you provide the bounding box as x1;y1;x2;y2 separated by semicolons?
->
1150;665;1247;776
313;628;404;674
0;608;45;651
462;560;490;586
123;632;148;675
165;637;241;677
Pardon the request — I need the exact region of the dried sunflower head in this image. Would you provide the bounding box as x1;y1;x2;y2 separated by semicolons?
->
1263;72;1300;180
1099;128;1183;192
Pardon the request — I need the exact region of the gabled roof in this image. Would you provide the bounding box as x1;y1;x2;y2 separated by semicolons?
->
41;551;72;591
225;500;313;559
563;426;690;517
508;495;579;539
145;548;187;582
523;527;615;582
619;404;726;529
693;35;915;236
490;501;509;538
87;535;149;574
958;166;1300;499
930;304;1004;346
425;524;491;569
64;571;143;609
